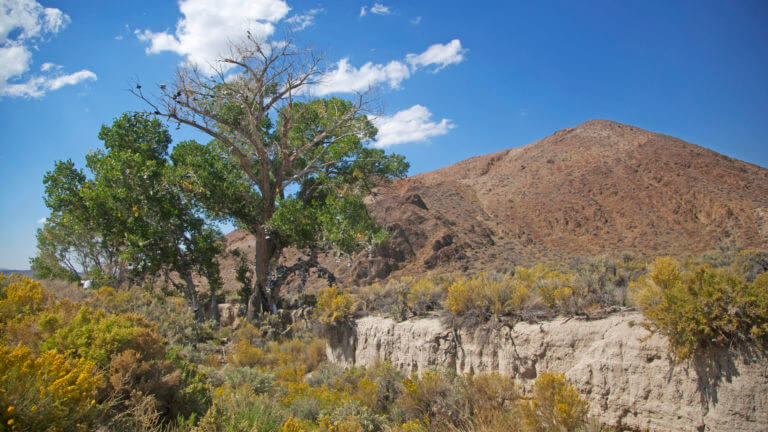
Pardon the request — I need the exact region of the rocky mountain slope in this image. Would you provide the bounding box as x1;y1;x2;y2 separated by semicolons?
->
325;312;768;432
221;119;768;290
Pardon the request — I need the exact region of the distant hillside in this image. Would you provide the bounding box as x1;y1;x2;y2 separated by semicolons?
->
0;269;35;278
221;119;768;290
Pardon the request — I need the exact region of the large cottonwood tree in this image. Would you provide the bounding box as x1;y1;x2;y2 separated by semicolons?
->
136;35;408;319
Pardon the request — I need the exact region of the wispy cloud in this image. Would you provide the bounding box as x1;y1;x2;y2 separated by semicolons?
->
370;3;391;15
410;16;422;25
0;0;97;98
137;0;291;73
360;3;391;17
285;8;324;31
36;217;46;224
372;105;455;148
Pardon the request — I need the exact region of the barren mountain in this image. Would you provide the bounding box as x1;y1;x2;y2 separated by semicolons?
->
221;119;768;290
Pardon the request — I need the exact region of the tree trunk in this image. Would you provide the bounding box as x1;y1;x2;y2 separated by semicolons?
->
181;270;203;321
209;284;219;323
246;229;278;320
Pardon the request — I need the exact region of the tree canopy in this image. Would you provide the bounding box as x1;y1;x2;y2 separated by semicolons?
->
33;113;223;320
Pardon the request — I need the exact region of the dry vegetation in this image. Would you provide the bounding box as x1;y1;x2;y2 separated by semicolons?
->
1;273;601;432
2;248;765;431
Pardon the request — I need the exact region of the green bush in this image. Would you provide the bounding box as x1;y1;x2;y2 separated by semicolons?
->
43;306;165;367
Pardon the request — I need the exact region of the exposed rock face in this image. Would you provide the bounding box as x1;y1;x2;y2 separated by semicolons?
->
326;312;768;432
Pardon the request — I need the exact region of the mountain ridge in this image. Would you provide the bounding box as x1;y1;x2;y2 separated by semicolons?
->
221;119;768;290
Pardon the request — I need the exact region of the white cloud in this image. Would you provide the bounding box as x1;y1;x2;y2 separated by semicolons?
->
0;0;97;98
47;70;97;90
359;6;367;17
284;8;323;31
36;217;46;224
406;39;466;71
313;39;466;96
137;0;291;73
0;0;69;42
312;58;410;96
410;16;421;25
370;3;391;15
372;105;455;148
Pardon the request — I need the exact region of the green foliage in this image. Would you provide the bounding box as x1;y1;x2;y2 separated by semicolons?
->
631;256;768;359
167;83;409;314
43;306;164;367
34;113;223;320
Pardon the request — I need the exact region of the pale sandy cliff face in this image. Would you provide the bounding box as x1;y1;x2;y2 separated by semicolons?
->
326;312;767;432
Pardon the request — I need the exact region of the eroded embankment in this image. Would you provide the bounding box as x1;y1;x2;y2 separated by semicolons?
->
325;312;767;432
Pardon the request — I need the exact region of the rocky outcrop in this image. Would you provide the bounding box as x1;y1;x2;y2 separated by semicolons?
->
326;312;768;432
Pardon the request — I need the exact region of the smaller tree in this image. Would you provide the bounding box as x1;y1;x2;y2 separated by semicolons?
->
31;160;128;286
34;113;224;321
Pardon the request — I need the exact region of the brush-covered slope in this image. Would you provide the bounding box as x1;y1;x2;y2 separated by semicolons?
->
223;119;768;288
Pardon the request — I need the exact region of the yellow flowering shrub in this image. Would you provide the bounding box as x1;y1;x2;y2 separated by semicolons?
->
0;345;101;431
519;372;588;432
0;274;52;321
631;257;768;359
316;286;355;325
445;272;533;317
43;306;165;367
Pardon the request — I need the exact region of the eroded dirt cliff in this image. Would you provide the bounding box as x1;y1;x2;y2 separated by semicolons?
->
326;312;768;432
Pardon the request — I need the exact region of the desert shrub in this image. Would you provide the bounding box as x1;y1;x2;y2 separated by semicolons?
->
445;272;533;319
194;387;287;432
213;366;274;394
316;286;355;325
364;361;405;412
631;257;768;359
0;274;53;319
229;339;265;367
326;399;386;432
307;362;346;388
519;372;588;432
462;373;519;422
0;345;101;432
87;286;212;347
406;277;450;315
733;249;768;281
522;265;575;310
397;369;463;427
573;256;639;308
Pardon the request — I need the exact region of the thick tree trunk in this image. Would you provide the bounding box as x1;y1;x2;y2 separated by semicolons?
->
246;229;279;320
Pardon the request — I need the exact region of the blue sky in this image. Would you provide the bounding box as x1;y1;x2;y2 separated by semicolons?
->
1;0;767;269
